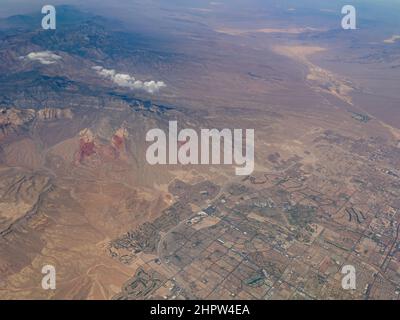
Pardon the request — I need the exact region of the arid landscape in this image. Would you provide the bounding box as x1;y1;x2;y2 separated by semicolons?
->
0;1;400;300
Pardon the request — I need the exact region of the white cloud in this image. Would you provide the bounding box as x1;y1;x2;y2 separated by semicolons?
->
23;51;62;65
92;66;166;94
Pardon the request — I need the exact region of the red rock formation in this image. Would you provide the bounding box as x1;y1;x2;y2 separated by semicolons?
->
111;128;128;150
110;127;128;160
112;134;124;149
74;127;129;164
75;128;96;163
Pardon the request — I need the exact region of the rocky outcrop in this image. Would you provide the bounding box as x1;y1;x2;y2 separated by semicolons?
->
75;128;96;163
0;107;35;141
111;127;128;151
74;127;130;164
0;107;74;141
36;108;73;121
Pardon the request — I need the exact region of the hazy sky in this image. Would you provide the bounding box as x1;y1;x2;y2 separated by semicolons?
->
0;0;399;29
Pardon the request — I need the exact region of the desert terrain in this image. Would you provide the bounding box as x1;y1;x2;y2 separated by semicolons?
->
0;1;400;300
